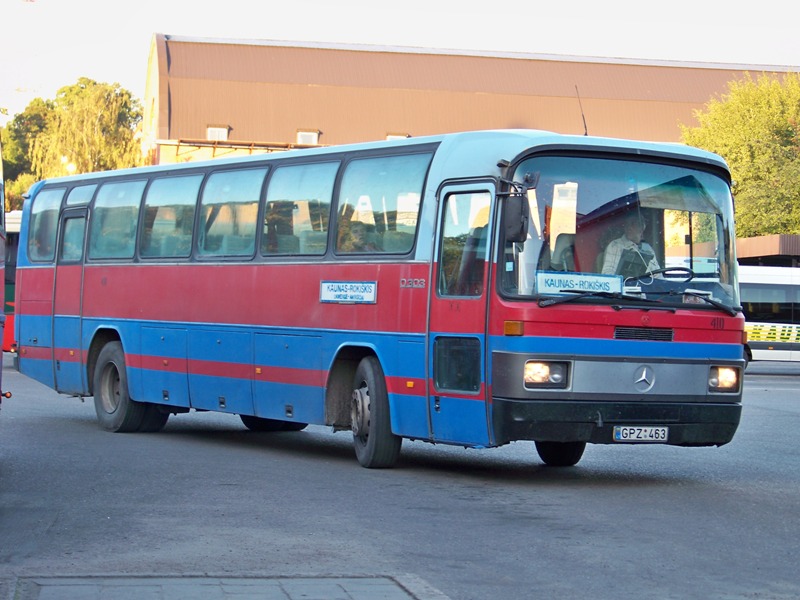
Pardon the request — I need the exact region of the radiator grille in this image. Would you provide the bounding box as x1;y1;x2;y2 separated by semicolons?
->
614;327;674;341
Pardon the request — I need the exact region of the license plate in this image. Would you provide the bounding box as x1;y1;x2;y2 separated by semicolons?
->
613;425;669;443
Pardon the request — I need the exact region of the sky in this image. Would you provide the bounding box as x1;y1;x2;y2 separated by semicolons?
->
1;0;799;127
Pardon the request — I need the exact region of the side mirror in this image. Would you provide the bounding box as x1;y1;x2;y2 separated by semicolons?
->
504;191;530;243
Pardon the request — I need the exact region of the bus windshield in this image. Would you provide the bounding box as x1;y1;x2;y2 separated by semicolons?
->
503;155;739;310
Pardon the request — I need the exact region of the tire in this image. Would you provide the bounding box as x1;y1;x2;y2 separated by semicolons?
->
138;404;170;433
351;356;401;468
240;414;308;432
535;441;586;467
93;341;145;432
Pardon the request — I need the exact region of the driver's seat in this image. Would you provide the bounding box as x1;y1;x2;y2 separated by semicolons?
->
550;233;575;271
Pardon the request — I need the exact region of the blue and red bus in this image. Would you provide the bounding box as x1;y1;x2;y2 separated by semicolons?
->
14;130;744;468
0;139;9;405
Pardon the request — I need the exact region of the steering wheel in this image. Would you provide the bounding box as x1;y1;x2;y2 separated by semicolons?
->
625;266;695;284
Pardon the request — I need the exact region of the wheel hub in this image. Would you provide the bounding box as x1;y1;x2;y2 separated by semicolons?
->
351;385;371;438
100;363;121;414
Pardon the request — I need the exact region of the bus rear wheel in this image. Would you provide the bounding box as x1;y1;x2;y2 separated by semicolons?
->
93;341;145;432
535;441;586;467
351;356;401;468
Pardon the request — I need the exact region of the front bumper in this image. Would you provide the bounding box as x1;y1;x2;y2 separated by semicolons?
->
492;398;741;446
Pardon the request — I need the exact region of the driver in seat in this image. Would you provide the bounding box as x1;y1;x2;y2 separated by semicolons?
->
601;212;660;277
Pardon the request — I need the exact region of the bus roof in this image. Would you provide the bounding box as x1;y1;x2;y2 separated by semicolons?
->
29;129;730;189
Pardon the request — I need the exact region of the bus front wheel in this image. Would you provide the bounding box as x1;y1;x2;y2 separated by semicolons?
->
93;341;145;432
351;356;401;468
535;441;586;467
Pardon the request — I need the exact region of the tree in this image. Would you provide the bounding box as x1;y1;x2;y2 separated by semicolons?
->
2;78;143;210
30;78;142;178
2;98;54;210
681;73;800;237
1;97;53;184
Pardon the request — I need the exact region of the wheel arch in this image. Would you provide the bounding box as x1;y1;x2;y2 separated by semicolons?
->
86;328;122;397
325;344;378;430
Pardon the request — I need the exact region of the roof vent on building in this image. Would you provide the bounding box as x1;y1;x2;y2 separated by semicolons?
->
296;129;320;145
207;126;229;141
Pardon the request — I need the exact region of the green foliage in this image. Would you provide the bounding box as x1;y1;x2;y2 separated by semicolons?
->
2;78;142;210
31;78;142;178
1;97;53;183
4;173;36;212
681;73;800;237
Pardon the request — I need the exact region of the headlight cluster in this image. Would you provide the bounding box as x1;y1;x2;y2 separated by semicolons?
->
524;361;569;389
708;366;740;393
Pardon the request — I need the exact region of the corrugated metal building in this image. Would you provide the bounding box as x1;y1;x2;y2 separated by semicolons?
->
141;34;800;264
142;34;796;162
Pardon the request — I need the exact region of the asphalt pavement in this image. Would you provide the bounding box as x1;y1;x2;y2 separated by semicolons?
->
2;354;795;600
0;353;452;600
745;360;800;376
4;575;451;600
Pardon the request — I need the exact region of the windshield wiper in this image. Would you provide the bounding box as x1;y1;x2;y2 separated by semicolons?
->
538;290;665;308
658;290;740;316
624;266;695;285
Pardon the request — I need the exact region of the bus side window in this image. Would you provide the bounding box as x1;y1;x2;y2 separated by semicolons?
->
199;168;267;257
263;162;338;256
439;192;491;296
335;153;431;255
28;188;65;262
741;284;791;323
60;217;86;262
66;184;96;206
88;180;146;260
140;175;202;259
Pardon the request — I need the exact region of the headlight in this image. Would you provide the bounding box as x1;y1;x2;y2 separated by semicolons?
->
524;361;569;389
709;366;740;393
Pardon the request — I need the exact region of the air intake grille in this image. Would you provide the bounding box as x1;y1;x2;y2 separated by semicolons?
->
614;327;674;341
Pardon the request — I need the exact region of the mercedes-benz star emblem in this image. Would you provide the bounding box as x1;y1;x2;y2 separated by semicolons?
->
633;365;655;392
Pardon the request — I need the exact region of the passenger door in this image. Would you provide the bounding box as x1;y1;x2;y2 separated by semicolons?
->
52;209;87;394
427;183;494;445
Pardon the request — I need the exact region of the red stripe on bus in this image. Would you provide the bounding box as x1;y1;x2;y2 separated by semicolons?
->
386;376;427;396
129;354;190;373
53;347;82;363
427;379;486;399
255;365;327;387
187;359;252;379
18;345;51;360
130;353;328;387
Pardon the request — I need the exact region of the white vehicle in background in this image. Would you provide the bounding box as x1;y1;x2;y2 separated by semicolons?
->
739;265;800;362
